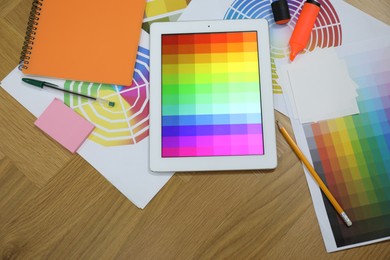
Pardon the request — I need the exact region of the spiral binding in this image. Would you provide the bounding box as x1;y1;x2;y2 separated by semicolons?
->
19;0;44;70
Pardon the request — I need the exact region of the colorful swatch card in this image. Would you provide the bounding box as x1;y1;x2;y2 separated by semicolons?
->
303;39;390;249
35;98;95;153
143;0;192;32
161;32;264;157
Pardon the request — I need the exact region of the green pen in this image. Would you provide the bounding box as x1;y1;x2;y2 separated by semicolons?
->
22;78;115;107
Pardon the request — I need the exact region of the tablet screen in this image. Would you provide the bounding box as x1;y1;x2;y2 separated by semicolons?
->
161;31;263;158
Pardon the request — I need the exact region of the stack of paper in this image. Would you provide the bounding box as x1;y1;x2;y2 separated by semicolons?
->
279;48;360;123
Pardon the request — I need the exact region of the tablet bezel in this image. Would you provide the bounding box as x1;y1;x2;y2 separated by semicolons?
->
150;19;277;172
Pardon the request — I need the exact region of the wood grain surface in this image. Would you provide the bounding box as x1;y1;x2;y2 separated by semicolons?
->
1;0;389;259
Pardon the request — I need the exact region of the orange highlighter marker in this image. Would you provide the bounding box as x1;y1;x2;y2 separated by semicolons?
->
289;0;321;61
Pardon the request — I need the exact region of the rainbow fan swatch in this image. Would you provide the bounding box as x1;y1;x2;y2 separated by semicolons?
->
303;43;390;247
143;0;192;32
161;32;264;157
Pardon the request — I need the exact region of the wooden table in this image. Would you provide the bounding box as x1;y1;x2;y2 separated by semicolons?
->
1;0;389;258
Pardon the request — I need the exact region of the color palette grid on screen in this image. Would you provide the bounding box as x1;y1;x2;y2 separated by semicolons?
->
161;32;264;157
303;43;390;247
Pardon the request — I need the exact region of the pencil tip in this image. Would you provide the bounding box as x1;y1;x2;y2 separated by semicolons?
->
276;120;282;129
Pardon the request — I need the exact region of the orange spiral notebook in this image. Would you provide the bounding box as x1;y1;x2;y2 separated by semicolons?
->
19;0;146;86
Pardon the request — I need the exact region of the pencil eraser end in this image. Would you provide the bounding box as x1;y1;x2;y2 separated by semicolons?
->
341;212;353;227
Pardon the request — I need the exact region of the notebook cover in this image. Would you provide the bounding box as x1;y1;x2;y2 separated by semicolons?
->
21;0;146;86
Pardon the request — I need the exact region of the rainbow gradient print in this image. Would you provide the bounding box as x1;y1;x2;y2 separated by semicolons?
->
161;32;264;157
303;42;390;247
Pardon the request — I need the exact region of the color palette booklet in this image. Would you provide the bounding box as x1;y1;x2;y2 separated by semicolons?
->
182;0;390;252
0;0;193;209
282;3;390;254
289;34;390;252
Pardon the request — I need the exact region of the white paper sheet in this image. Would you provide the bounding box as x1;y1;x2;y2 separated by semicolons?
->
286;48;359;123
0;31;174;209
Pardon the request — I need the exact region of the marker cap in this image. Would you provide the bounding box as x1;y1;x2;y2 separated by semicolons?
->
272;0;291;25
306;0;321;8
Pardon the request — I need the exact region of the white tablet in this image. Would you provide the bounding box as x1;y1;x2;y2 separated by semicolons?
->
149;19;277;172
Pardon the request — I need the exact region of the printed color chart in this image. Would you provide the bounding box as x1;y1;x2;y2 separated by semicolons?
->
64;46;150;147
161;32;264;157
303;42;390;247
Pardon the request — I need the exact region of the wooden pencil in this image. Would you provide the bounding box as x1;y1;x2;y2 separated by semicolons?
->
277;120;352;227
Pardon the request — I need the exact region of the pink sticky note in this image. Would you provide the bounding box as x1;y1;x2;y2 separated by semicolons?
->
35;98;95;153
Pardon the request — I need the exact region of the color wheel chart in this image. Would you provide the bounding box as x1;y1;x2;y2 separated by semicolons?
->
64;46;150;147
303;42;390;247
143;0;192;32
224;0;342;94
